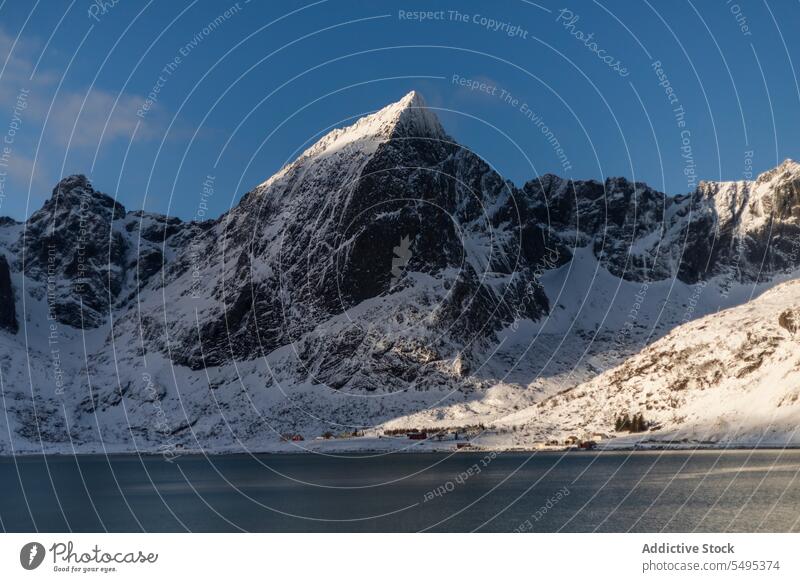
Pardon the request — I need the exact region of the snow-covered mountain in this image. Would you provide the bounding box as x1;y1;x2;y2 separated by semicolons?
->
2;90;800;453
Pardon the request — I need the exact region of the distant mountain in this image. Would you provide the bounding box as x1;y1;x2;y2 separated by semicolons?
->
2;91;800;453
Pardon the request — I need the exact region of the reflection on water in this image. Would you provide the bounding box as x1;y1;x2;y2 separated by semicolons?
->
1;450;799;532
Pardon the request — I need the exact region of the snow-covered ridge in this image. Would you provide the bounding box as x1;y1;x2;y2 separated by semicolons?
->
255;90;446;192
301;90;446;158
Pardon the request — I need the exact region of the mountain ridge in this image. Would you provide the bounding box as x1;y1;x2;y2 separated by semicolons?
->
2;91;800;453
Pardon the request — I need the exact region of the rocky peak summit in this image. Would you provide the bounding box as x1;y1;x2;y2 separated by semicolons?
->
384;90;447;139
294;90;447;162
37;174;126;219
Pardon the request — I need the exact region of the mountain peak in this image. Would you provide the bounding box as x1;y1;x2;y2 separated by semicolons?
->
296;91;446;162
35;173;126;220
397;89;422;106
56;173;93;191
386;90;446;138
393;89;432;116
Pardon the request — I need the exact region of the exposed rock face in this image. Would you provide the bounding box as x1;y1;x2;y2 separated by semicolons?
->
778;309;800;335
521;174;676;280
0;254;17;333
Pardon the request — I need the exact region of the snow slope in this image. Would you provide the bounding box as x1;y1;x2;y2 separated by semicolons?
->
2;91;800;453
495;278;800;448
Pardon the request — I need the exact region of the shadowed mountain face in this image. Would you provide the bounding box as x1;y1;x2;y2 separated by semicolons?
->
17;174;127;328
0;254;16;333
2;91;800;452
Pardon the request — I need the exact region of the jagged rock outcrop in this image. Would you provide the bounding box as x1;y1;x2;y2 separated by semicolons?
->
15;174;128;327
519;160;800;286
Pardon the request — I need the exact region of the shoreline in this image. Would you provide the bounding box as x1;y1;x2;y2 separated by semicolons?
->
5;442;800;458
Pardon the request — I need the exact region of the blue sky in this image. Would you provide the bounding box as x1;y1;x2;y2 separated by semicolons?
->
0;0;798;221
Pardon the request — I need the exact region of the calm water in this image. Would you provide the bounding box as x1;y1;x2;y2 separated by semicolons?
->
1;450;799;532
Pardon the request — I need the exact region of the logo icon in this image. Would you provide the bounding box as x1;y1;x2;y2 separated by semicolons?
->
20;542;46;570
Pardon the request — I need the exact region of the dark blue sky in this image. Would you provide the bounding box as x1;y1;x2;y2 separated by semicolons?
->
0;0;798;221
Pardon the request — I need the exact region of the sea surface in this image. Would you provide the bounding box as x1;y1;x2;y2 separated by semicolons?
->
1;450;799;532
